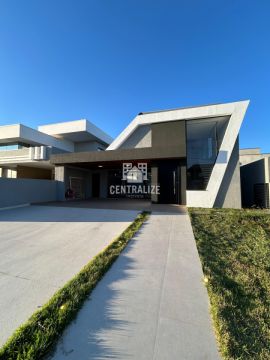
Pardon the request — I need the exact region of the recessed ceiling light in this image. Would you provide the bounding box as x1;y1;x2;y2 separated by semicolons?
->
98;165;103;168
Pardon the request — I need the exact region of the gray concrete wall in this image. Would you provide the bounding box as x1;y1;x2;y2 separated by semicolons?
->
119;125;151;149
152;120;186;156
0;178;58;208
214;138;242;208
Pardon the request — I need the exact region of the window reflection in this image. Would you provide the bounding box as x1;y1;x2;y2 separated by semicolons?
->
186;117;229;190
0;143;29;151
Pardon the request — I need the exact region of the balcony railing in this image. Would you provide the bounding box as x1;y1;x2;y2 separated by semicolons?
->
0;146;49;164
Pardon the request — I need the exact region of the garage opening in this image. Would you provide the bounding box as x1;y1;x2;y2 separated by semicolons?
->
62;159;186;205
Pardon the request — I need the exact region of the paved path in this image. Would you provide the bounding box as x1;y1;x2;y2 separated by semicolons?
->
0;205;138;346
49;210;220;360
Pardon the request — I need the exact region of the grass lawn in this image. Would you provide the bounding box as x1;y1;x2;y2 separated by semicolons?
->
189;208;270;360
0;211;149;360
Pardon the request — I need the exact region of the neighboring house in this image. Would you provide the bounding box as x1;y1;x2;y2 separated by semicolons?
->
50;100;249;208
240;148;270;208
0;120;113;180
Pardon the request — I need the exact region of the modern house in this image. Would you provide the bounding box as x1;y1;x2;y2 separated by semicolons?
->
240;148;270;208
50;100;249;208
0;120;113;180
0;100;249;208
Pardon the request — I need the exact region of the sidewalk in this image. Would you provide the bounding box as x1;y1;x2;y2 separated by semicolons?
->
48;210;220;360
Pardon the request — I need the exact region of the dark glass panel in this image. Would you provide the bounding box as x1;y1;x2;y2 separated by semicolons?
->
186;117;229;190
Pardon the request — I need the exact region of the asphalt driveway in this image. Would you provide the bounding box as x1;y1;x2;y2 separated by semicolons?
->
0;205;138;346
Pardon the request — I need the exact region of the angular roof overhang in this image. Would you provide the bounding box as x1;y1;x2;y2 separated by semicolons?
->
107;100;249;151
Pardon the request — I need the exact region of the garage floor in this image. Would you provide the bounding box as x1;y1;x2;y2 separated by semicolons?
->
0;205;138;346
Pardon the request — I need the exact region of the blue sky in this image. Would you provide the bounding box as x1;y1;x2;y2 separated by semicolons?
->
0;1;270;151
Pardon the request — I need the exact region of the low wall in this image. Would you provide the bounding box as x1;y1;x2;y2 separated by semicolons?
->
0;178;58;208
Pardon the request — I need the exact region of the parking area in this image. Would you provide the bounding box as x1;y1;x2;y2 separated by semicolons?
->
0;205;138;346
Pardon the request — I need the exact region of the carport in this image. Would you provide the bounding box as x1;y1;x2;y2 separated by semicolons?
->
51;146;187;205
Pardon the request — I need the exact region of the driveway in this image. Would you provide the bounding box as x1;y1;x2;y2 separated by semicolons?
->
0;205;138;346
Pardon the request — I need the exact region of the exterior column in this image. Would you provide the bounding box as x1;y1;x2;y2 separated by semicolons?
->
180;165;186;205
151;166;158;203
55;165;66;201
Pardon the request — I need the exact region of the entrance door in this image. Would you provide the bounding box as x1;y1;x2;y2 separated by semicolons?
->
158;161;180;204
92;173;100;198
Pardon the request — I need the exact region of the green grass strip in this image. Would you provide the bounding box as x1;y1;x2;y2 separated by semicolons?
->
189;208;270;360
0;211;149;360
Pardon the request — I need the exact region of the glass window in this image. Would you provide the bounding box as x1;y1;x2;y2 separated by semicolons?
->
186;117;229;190
0;143;29;151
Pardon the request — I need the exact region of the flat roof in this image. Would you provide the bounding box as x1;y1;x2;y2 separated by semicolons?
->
240;148;261;155
0;124;73;152
38;119;113;145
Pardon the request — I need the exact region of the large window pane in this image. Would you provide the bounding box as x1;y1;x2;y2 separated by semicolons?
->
186;117;229;190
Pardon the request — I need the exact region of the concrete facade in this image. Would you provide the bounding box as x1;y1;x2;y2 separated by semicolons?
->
119;125;152;149
214;138;241;208
151;120;186;151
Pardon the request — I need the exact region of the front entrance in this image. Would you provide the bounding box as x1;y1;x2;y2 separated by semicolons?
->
157;161;181;204
92;173;100;197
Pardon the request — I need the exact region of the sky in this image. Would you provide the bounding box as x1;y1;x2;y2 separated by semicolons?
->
0;0;270;151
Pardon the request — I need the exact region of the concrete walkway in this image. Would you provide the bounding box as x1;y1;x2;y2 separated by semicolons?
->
0;206;138;346
49;210;220;360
